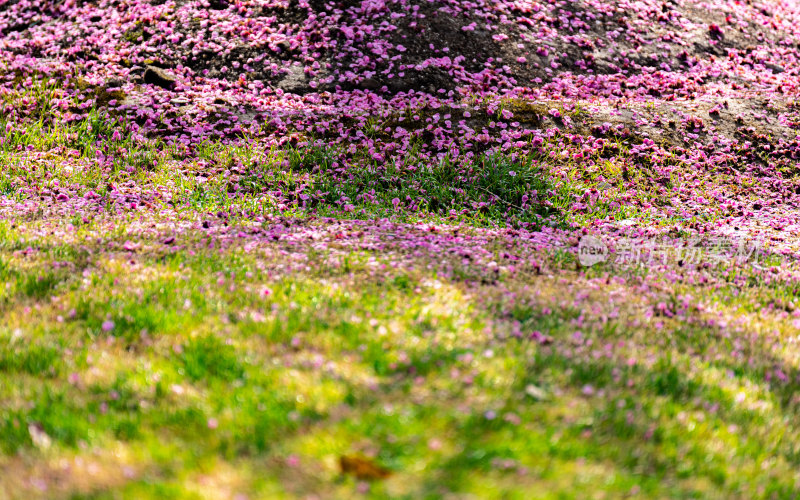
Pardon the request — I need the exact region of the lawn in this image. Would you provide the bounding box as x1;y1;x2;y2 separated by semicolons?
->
2;115;800;497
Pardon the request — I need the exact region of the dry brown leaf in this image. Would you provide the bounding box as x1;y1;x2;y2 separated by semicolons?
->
339;455;392;480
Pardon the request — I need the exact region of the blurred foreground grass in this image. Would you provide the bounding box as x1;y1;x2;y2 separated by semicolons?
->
1;215;800;499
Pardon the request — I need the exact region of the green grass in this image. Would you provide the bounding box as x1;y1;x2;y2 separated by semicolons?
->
2;79;800;498
0;218;798;498
0;80;651;229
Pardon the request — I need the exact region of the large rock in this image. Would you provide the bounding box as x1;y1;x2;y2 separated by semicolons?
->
143;65;176;90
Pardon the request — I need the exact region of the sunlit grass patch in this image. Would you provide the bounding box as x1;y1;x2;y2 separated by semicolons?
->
3;188;800;498
0;335;64;377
